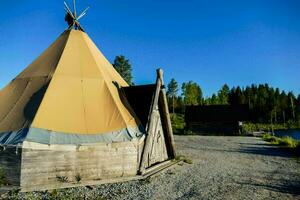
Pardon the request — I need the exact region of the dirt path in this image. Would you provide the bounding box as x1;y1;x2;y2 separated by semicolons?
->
3;136;300;200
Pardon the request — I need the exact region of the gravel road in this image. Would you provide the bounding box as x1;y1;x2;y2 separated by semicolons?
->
3;136;300;200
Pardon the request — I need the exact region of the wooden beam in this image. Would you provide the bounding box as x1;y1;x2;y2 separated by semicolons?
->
157;69;176;158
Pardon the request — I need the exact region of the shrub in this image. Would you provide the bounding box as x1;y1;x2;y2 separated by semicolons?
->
0;167;7;186
262;133;279;144
262;133;272;140
170;114;185;134
183;158;193;164
262;133;300;156
243;122;300;133
175;155;193;164
278;137;298;148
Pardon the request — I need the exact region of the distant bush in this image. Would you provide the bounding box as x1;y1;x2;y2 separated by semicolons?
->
278;137;298;148
243;123;287;133
262;133;300;156
243;122;300;136
262;133;279;144
170;113;185;134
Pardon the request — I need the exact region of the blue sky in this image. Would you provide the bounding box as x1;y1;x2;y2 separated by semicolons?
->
0;0;300;97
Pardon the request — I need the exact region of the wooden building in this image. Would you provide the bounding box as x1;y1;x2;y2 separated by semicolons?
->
185;105;249;134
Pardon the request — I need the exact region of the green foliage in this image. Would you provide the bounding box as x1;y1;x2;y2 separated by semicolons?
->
242;122;300;133
112;55;133;85
218;84;230;104
243;122;287;133
51;189;58;198
167;78;179;97
173;82;300;125
181;81;203;106
183;158;193;164
227;84;299;124
205;93;219;105
170;114;185;134
278;137;298;148
175;155;193;164
167;78;179;114
0;167;7;186
262;133;280;144
262;133;299;150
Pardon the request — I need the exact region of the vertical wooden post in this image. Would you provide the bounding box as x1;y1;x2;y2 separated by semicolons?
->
157;69;176;159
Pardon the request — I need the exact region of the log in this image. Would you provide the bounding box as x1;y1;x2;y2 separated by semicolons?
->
157;69;176;158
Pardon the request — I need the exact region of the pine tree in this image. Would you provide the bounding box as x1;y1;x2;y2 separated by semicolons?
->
210;94;219;105
218;84;230;104
112;55;133;85
167;78;179;114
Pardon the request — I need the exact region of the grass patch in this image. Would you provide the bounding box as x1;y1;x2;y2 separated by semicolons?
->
175;155;193;164
182;158;193;164
262;133;300;156
278;137;298;148
141;176;152;185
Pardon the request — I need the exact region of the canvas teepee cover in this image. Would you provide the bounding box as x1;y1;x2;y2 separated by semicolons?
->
0;30;143;145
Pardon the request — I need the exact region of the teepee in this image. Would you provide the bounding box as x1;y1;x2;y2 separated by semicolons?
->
0;1;175;192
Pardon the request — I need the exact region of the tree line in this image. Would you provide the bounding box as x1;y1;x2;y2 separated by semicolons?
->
167;78;300;124
112;55;300;125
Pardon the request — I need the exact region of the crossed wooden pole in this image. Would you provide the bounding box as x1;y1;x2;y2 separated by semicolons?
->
64;0;89;32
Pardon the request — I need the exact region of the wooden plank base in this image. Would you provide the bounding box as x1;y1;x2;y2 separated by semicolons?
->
20;159;179;192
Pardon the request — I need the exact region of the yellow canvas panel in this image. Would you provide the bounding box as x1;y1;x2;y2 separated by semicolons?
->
32;30;139;134
0;77;48;132
0;31;70;133
54;31;103;79
32;76;87;133
81;32;128;86
81;32;138;127
81;79;127;133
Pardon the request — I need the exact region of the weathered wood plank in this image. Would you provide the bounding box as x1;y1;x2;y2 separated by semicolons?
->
20;139;141;190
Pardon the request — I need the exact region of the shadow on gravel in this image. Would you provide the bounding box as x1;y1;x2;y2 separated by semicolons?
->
237;180;300;196
235;145;292;158
188;144;293;159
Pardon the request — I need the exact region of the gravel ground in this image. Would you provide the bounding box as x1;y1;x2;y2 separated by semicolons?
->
2;136;300;200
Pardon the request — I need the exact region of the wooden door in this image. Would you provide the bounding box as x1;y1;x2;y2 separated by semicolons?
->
145;107;168;168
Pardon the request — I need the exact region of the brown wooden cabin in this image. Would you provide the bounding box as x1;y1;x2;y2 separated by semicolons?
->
185;105;249;135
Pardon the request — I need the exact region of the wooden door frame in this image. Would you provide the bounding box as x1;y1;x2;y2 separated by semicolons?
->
139;69;176;174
